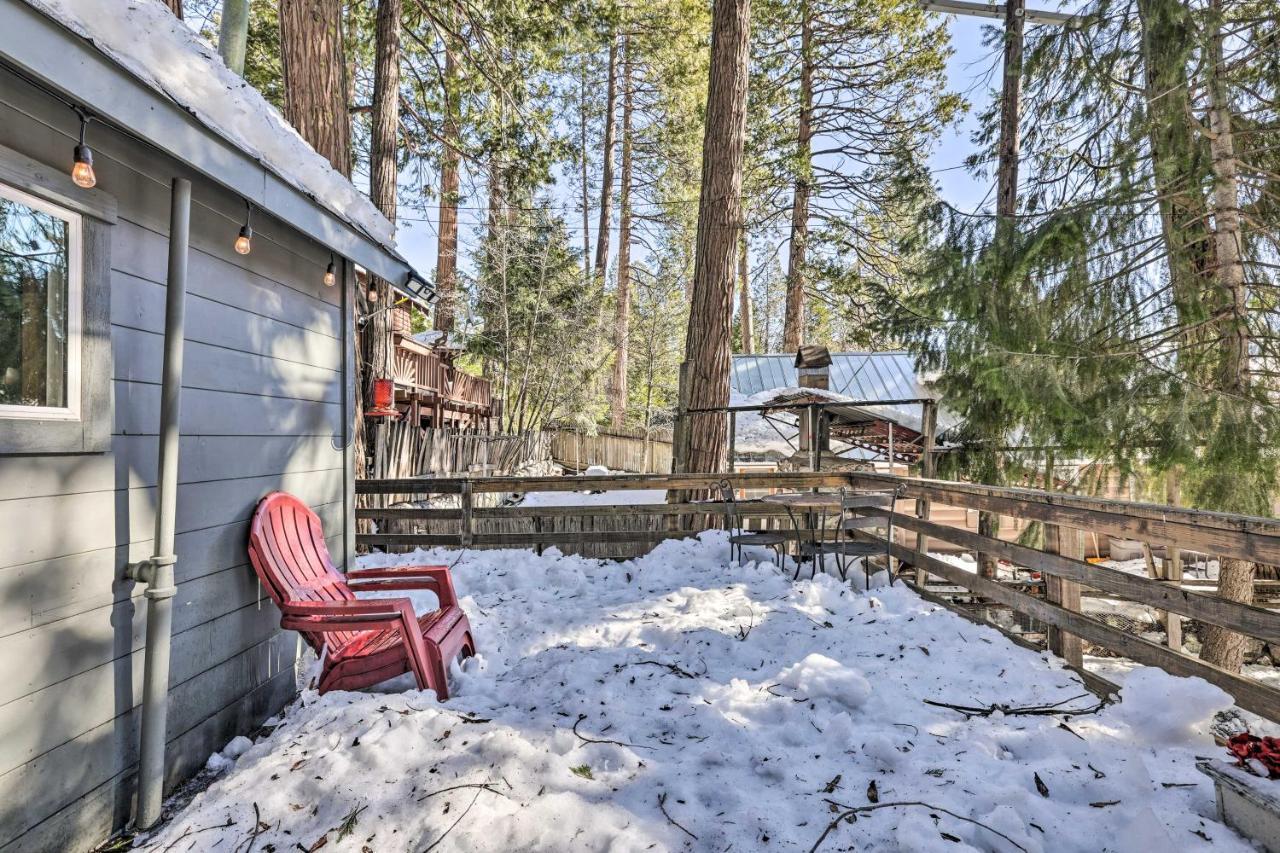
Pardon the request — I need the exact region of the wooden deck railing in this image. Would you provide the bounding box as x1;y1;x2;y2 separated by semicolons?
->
355;470;1280;719
392;346;494;413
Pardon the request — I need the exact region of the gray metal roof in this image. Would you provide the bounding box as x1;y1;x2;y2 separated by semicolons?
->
730;351;958;435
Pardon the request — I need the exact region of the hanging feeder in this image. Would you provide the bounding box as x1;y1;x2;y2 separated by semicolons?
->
364;378;401;419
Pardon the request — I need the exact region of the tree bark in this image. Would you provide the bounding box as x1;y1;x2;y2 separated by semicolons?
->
593;37;619;283
995;0;1024;220
362;0;402;480
161;0;183;19
579;57;592;283
1198;0;1255;673
610;36;634;431
674;0;751;474
279;0;351;176
738;233;753;354
781;1;812;353
1136;0;1216;333
434;19;461;334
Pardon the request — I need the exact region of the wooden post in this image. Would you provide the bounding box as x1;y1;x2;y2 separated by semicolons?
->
808;404;820;474
728;410;737;473
886;422;894;471
459;478;473;548
914;400;938;586
1164;543;1184;649
1044;522;1084;667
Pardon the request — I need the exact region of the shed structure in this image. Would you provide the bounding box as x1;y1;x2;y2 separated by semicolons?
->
0;2;428;849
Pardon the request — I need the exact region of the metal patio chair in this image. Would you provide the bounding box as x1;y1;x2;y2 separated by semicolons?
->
719;481;788;568
823;486;904;589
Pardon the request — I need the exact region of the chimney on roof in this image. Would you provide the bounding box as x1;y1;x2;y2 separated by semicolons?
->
795;345;832;392
794;345;832;459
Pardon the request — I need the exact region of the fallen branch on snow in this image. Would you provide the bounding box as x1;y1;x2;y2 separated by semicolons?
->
658;793;697;840
810;799;1028;853
571;714;655;750
923;692;1108;719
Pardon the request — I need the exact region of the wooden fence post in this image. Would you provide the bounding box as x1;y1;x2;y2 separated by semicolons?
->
1163;543;1184;650
1044;522;1084;667
914;400;937;586
459;479;473;548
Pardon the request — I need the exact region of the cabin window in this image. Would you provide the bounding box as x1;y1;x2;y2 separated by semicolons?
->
0;183;81;420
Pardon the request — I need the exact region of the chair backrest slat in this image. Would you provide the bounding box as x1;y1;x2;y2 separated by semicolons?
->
249;492;360;652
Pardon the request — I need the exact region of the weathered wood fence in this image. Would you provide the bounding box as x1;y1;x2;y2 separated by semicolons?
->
546;424;674;473
368;422;553;480
357;470;1280;719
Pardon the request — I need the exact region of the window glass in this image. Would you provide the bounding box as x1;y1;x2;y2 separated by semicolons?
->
0;186;77;413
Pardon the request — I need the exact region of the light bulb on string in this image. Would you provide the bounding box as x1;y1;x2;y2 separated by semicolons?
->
324;256;336;287
367;281;379;303
71;109;96;189
235;201;253;255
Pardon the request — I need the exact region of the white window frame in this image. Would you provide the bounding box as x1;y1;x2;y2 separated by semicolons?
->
0;181;82;422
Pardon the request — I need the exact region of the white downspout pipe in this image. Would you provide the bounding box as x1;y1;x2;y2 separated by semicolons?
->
124;177;190;829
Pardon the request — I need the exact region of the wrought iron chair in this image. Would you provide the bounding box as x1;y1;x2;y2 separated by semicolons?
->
823;486;905;589
718;481;788;568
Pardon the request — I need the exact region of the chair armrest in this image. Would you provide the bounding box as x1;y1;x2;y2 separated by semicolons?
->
346;566;459;609
280;598;417;635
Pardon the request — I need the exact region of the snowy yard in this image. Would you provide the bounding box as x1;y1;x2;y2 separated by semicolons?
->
143;535;1255;852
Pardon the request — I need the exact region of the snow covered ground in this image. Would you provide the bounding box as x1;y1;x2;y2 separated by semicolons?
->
140;535;1258;852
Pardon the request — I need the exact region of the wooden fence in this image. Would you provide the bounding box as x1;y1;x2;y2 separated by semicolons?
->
356;470;1280;719
367;422;553;480
547;425;674;473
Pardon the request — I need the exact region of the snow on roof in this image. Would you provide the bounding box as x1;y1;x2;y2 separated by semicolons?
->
25;0;394;246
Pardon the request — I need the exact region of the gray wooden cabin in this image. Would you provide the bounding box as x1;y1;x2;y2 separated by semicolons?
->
0;4;427;849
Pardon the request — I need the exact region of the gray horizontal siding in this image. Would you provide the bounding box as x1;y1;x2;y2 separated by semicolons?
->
1;67;353;853
0;496;344;640
0;467;345;571
0;631;299;845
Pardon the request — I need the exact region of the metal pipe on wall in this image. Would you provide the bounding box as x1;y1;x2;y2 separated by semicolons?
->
125;177;190;829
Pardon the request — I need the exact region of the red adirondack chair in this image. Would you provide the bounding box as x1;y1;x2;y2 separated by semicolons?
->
247;492;476;698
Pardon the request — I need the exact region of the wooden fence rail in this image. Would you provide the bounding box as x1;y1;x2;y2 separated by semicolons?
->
355;470;1280;720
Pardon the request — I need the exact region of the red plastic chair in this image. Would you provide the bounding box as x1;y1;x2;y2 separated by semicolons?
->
247;492;476;698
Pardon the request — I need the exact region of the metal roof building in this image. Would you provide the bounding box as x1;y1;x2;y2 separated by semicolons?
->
730;351;958;436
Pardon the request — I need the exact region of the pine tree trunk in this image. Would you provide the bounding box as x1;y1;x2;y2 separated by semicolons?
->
977;511;1000;579
1204;558;1255;671
610;37;634;431
675;0;751;474
781;1;812;353
434;21;461;334
738;234;753;354
995;0;1024;219
1198;0;1255;674
370;0;400;223
1136;0;1216;332
593;38;619;282
1207;0;1247;398
361;0;401;479
161;0;183;18
579;58;592;283
279;0;351;176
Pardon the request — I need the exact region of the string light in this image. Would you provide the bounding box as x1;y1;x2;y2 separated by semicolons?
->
71;108;96;189
367;280;379;303
324;255;336;287
234;200;253;255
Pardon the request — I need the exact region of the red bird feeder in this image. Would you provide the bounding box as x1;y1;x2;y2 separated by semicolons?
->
364;378;401;419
